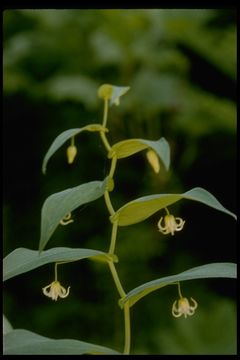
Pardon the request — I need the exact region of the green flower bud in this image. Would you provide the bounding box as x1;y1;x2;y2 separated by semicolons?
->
67;145;77;164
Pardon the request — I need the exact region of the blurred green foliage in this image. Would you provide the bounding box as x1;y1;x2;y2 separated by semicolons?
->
3;9;236;354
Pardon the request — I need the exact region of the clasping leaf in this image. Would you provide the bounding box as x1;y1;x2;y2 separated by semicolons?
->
119;262;237;308
108;137;170;170
3;247;116;282
42;124;107;174
110;187;236;226
39;179;107;252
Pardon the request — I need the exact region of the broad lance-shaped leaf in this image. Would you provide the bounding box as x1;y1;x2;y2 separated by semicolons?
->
40;179;107;252
4;329;120;355
3;247;117;282
108;137;170;170
119;262;237;308
110;187;236;226
42;124;107;174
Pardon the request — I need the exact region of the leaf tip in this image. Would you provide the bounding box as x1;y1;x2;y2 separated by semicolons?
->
42;162;47;175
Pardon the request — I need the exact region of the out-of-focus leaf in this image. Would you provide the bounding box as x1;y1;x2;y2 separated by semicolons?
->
175;86;236;136
109;137;170;170
130;70;183;114
90;31;124;65
3;329;120;355
39;179;107;251
3;247;117;282
46;75;98;107
119;262;237;308
164;10;236;79
42;124;107;174
110;187;236;226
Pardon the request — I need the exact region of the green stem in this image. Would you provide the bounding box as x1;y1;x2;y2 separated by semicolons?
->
70;136;74;146
108;261;131;354
54;263;58;281
108;221;118;255
104;191;115;216
123;302;131;355
177;282;183;298
100;98;112;152
165;207;170;215
102;98;108;128
109;155;117;179
101;94;131;354
108;261;126;299
100;131;112;152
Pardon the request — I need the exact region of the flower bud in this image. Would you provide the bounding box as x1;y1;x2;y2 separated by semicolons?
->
146;149;160;173
67;145;77;164
98;84;113;101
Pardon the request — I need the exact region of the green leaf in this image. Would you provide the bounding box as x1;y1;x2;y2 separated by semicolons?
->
39;179;107;251
42;124;107;174
3;329;120;355
46;75;99;107
119;262;237;308
110;187;236;226
3;247;116;282
3;315;13;335
110;85;130;106
108;137;170;170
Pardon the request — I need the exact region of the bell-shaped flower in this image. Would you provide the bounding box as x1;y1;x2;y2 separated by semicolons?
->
158;213;185;235
172;297;198;318
42;281;70;301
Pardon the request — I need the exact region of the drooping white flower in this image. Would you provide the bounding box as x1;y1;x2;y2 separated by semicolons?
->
172;297;198;318
158;213;185;235
42;281;70;301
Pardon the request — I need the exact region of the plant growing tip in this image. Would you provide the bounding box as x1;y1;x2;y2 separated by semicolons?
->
98;84;130;106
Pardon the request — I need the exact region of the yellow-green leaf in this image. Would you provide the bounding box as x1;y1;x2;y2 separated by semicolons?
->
119;262;237;308
110;187;236;226
42;124;107;174
109;137;170;170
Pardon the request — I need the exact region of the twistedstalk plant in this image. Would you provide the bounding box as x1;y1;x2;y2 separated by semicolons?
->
3;84;237;355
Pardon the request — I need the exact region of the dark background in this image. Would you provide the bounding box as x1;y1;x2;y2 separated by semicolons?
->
3;9;236;354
